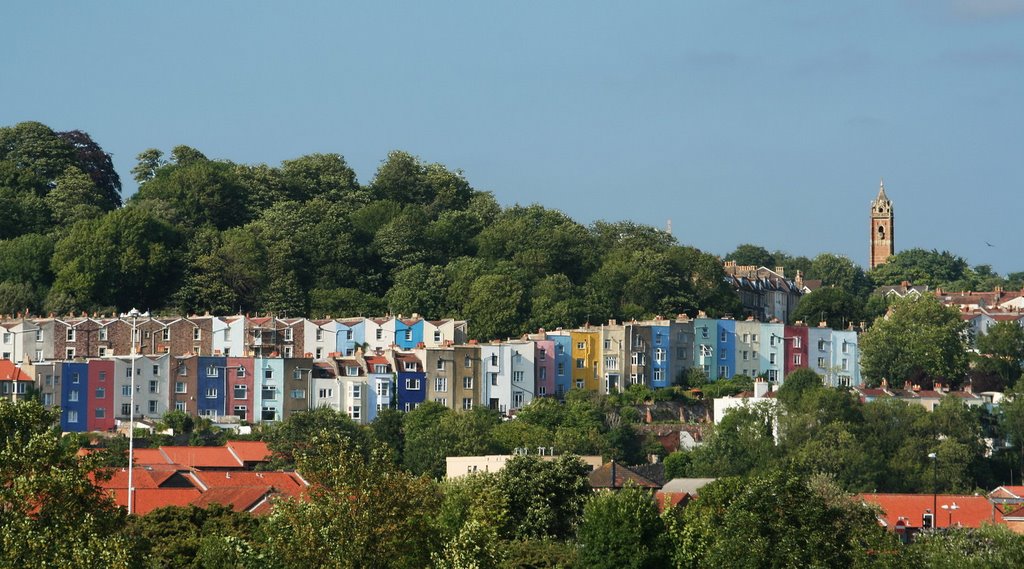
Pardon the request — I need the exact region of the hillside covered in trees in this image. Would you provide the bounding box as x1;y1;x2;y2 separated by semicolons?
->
3;121;1021;340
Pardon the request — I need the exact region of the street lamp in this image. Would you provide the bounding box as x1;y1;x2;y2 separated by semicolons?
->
941;502;960;527
928;452;938;529
119;308;149;515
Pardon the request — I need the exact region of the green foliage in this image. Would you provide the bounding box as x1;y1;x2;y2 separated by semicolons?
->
127;504;260;569
904;524;1024;568
576;484;670;569
976;321;1024;385
667;470;900;569
0;400;133;567
860;295;969;384
868;248;971;288
495;455;591;541
724;243;775;268
789;287;864;329
263;406;370;469
263;435;440;569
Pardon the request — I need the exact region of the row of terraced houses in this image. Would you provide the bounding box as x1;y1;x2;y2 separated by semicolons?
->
0;312;861;432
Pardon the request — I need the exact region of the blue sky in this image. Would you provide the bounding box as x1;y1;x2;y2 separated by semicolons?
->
4;1;1023;273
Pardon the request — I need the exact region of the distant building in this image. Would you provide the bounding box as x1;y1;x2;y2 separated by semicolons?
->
870;180;894;269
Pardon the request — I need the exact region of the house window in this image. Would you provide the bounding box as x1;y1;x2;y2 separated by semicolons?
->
576;341;586;350
121;403;131;416
490;373;498;386
436;360;446;371
234;384;247;399
262;385;277;400
66;348;75;359
68;410;79;423
315;348;323;359
262;406;276;421
71;372;80;384
742;333;749;343
346;366;359;377
283;346;293;358
149;380;158;393
148;400;158;414
576;358;585;369
743;351;749;361
463;376;473;389
794;354;802;365
152;365;159;375
464;355;472;368
655;348;666;363
539;349;546;361
462;397;473;410
653;369;663;381
284;328;293;342
175;382;186;393
512;371;524;382
769;353;776;365
43;393;53;405
234;405;247;419
490;354;498;366
162;329;170;341
512;391;524;408
434;331;442;342
206;388;217;399
842;341;850;354
35;330;43;342
99;328;108;341
404;329;413;342
179;364;188;376
292;369;302;380
793;336;802;348
817;357;827;368
374;364;388;374
235;366;245;377
95;387;105;399
68;390;79;402
375;329;383;340
605;356;618;370
316;329;324;341
751;334;758;343
539;367;547;380
770;335;777;347
265;369;273;380
576;380;584;389
539;385;547;396
66;328;75;342
346;330;353;340
434;377;448;392
347;405;361;420
318;388;333;398
818;339;827;351
207;365;217;377
404;362;417;372
350;384;361;400
720;330;727;342
405;378;420;390
377;381;390;398
193;328;201;341
718;365;728;377
290;389;306;399
842;358;849;371
556;344;564;354
630;373;640;384
175;401;187;412
557;362;565;375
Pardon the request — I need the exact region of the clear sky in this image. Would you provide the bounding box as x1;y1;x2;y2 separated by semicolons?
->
4;1;1023;273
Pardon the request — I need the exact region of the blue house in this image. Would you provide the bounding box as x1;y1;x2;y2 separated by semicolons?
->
393;318;424;350
337;318;365;357
550;334;573;397
716;319;736;380
60;362;89;432
197;356;227;418
394;351;426;412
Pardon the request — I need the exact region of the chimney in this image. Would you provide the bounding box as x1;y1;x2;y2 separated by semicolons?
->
754;378;770;398
775;266;785;277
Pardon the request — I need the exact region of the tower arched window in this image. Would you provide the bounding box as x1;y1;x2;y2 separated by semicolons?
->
877;225;886;239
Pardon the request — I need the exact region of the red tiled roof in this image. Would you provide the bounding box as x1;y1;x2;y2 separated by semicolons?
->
107;488;202;515
587;462;661;489
132;448;172;465
655;491;692;512
860;494;1003;529
191;486;273;512
160;446;242;469
192;470;306;495
364;356;388;366
226;441;271;463
0;360;31;381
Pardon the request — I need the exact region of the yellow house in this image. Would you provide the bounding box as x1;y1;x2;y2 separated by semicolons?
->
570;329;600;393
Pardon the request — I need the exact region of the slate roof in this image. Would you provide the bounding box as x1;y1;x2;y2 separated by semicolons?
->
587;462;661;489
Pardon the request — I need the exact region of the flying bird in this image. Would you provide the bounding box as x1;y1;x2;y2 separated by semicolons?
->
985;241;995;247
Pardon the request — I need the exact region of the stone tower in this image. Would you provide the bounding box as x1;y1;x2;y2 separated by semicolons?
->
869;180;894;269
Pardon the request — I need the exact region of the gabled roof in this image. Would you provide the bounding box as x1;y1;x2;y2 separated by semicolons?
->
587;461;661;489
226;441;271;464
108;488;202;515
132;448;172;465
191;486;274;513
159;446;243;469
0;360;31;381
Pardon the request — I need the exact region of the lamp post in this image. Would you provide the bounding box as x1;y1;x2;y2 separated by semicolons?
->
119;308;149;515
941;502;959;527
928;452;938;529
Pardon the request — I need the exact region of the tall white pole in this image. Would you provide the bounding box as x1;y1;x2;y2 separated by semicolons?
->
121;308;146;515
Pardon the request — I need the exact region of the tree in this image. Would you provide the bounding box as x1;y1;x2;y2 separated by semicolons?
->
495;455;591;541
280;152;361;203
262;436;440;569
132;152;249;230
263;407;370;469
868;248;970;288
905;524;1024;568
776;368;824;408
665;471;900;569
45;166;107;227
0;400;133;567
789;287;864;329
576;485;670;569
687;403;778;477
464;274;526;341
859;295;969;384
976;320;1024;385
807;253;872;297
126;504;260;569
55;129;122;210
724;244;776;268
